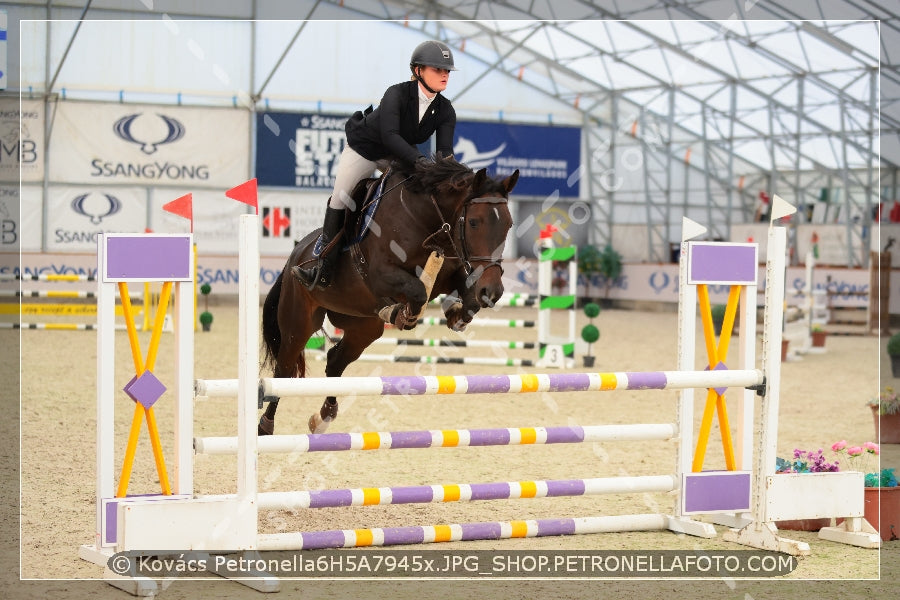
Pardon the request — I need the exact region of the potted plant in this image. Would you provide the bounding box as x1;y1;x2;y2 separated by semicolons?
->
888;333;900;377
867;387;900;444
581;302;600;367
811;323;827;348
199;283;213;332
597;244;622;308
577;244;602;303
199;310;214;332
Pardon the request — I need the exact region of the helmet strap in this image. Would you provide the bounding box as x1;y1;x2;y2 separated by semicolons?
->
413;66;439;95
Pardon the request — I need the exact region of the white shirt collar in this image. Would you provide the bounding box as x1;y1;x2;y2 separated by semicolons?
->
418;84;435;122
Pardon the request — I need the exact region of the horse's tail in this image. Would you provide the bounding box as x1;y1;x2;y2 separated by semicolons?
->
261;271;284;375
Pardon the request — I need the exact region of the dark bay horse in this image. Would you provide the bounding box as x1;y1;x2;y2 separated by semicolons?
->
260;158;519;435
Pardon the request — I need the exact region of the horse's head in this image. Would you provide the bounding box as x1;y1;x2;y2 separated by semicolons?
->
409;157;518;309
457;167;518;307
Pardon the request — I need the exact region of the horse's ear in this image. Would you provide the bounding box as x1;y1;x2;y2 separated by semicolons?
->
502;169;520;194
473;168;488;190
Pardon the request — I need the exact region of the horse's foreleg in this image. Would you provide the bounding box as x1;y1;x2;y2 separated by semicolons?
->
371;270;428;331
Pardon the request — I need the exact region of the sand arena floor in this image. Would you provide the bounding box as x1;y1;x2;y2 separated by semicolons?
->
8;298;899;599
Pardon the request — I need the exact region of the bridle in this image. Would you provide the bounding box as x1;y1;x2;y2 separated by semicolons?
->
423;192;509;278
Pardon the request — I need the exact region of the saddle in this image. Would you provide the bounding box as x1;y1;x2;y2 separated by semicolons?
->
310;167;392;259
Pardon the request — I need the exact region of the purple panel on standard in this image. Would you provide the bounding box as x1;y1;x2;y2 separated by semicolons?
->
536;518;577;536
682;472;752;514
382;526;427;546
390;486;435;504
104;236;192;281
468;429;511;446
382;377;427;395
105;500;118;544
466;375;512;394
625;371;668;389
308;489;353;508
306;433;353;452
123;371;167;409
301;529;348;550
389;430;434;448
710;361;729;396
461;522;503;540
688;243;757;285
545;479;587;497
545;426;585;443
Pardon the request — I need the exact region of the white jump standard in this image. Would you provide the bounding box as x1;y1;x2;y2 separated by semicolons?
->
80;201;878;595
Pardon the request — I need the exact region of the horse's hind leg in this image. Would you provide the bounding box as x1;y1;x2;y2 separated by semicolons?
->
260;297;325;435
308;313;385;433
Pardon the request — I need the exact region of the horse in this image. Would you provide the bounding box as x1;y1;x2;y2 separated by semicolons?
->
260;157;519;435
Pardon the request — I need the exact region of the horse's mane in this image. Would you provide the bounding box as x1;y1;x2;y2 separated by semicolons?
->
403;156;474;196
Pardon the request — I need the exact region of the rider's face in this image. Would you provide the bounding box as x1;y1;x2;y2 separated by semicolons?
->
418;66;450;95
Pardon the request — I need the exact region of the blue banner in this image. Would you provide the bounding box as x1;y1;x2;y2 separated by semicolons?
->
453;121;581;197
256;112;346;188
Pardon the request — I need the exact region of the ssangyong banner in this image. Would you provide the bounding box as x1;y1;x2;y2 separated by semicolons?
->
256;112;346;189
49;101;249;188
0;98;44;183
453;121;581;198
46;185;146;252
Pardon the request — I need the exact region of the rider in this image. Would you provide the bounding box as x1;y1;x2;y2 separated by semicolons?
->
292;40;458;290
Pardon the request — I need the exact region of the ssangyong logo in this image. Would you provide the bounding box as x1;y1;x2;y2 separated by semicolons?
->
71;193;121;225
91;112;208;181
113;113;185;155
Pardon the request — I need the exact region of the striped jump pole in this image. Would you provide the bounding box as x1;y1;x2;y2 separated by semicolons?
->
257;514;671;551
194;369;762;400
368;337;536;350
249;474;676;511
0;273;97;281
338;354;535;367
414;316;535;328
194;423;678;455
258;369;763;399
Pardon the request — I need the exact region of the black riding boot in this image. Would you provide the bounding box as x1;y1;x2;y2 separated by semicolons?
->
292;206;345;290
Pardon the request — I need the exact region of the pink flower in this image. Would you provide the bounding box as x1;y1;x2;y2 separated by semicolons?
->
831;440;848;452
847;446;864;457
863;441;880;455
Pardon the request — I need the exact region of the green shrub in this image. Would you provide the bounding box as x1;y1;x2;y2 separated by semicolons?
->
581;324;600;344
888;333;900;356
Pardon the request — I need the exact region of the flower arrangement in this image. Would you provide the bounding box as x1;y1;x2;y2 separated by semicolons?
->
868;386;900;415
777;440;898;488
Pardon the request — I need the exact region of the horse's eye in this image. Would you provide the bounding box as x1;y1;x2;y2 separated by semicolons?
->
468;218;479;228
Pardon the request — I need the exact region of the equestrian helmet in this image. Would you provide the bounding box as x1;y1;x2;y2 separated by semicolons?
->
410;40;457;71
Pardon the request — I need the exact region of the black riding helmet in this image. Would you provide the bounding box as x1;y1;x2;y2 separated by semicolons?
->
410;40;457;72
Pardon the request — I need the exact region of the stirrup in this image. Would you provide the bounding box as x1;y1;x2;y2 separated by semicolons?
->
291;264;320;290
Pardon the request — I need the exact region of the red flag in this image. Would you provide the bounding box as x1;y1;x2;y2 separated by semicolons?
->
226;178;258;213
162;193;193;232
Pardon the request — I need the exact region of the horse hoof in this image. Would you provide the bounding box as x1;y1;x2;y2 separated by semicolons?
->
258;415;274;436
309;413;330;434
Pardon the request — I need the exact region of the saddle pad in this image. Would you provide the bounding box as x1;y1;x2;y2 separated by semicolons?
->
311;174;388;258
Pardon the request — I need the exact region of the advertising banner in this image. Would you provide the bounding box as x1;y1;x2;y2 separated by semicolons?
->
453;120;581;198
258;190;327;256
49;101;249;188
45;185;146;252
0;98;44;183
256;112;346;189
